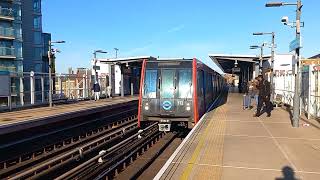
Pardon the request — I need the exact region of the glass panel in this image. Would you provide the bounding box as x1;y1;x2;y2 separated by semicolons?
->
161;69;175;99
143;69;157;98
33;47;43;60
178;69;192;98
34;31;42;44
33;0;41;13
13;41;22;58
33;16;41;29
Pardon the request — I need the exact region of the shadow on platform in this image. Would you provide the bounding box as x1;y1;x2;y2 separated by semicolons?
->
275;166;299;180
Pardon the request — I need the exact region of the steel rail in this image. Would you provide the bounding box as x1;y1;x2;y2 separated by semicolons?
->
9;121;139;180
1;107;137;176
56;123;158;180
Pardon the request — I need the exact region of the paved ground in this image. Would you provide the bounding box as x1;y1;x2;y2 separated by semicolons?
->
0;96;138;126
157;93;320;180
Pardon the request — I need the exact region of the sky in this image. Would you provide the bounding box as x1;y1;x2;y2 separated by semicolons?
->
41;0;320;73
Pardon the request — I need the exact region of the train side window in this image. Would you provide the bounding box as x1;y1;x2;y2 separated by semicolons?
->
178;69;192;98
197;70;204;97
144;69;157;98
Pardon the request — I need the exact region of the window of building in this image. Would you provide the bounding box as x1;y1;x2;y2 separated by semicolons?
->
33;0;41;13
33;16;41;29
34;47;43;60
13;4;21;20
13;41;22;58
13;23;22;39
34;63;42;72
33;31;42;44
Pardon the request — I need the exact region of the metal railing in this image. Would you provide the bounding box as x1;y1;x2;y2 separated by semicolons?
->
274;68;320;118
0;7;14;18
0;27;14;38
0;47;15;56
0;71;137;111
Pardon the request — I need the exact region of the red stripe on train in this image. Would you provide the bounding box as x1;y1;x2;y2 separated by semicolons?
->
138;59;147;127
192;58;199;124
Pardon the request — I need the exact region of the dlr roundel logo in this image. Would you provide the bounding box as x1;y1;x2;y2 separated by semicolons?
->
162;101;172;110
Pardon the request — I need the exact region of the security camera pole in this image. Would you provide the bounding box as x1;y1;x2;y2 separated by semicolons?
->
266;0;302;127
48;40;65;107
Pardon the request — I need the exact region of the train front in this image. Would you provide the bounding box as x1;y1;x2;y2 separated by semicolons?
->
139;59;194;132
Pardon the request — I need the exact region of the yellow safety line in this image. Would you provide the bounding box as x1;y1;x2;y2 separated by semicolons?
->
180;108;217;180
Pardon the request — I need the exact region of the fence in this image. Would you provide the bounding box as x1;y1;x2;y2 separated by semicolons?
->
273;65;320;119
0;71;115;111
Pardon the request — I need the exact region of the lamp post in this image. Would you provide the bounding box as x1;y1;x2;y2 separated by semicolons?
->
250;43;267;75
253;32;275;102
93;50;108;83
48;40;65;107
114;48;119;58
266;0;303;127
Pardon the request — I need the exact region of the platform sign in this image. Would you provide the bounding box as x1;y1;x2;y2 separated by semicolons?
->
289;37;302;52
93;65;100;70
232;67;240;73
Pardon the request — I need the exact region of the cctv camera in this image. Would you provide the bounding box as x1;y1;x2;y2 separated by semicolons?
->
281;16;289;25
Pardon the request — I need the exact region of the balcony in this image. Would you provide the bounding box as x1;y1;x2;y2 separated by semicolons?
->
0;7;14;21
0;47;15;59
0;27;14;40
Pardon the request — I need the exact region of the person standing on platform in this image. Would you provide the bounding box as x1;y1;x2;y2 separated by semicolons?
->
254;75;272;117
93;82;101;101
252;78;260;109
242;80;249;110
107;85;112;98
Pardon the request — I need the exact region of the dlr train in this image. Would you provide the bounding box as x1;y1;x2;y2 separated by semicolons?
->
138;58;226;131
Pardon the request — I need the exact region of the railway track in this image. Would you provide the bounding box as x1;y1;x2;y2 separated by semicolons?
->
0;104;138;179
1;105;187;179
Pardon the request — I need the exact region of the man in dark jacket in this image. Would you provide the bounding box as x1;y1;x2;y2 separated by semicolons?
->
93;82;101;101
254;75;272;117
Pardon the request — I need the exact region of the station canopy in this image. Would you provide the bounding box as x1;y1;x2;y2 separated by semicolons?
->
209;54;270;73
97;56;156;67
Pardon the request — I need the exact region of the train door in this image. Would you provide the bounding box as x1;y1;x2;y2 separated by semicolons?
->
159;69;176;114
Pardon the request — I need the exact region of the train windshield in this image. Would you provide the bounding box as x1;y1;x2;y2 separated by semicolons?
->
144;69;157;98
178;69;192;98
161;69;175;99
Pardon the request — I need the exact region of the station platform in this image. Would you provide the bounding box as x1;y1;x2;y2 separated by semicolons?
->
0;96;138;135
155;93;320;180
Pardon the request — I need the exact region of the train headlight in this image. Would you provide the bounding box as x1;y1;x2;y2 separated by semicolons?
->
186;103;191;111
144;102;149;110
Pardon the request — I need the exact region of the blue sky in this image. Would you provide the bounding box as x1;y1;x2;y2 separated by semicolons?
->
42;0;319;73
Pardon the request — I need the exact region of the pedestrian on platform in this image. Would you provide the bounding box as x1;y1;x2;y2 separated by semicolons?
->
93;82;101;101
252;78;260;109
242;80;250;110
254;75;273;117
247;81;254;109
107;85;112;98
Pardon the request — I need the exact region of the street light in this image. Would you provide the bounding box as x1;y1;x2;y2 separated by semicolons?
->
253;32;276;102
250;43;267;74
114;48;119;58
48;40;65;108
93;50;108;83
265;0;303;128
